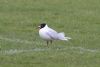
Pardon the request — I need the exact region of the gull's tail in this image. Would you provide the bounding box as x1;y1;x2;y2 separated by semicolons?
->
58;32;71;41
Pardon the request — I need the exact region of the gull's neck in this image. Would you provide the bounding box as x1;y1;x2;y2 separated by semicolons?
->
45;24;49;28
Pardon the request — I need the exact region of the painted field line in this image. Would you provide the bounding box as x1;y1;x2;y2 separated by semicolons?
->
0;47;99;55
0;36;41;45
0;48;49;55
69;46;99;53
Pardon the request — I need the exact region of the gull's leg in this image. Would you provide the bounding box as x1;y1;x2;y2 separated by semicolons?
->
47;41;49;46
50;40;52;44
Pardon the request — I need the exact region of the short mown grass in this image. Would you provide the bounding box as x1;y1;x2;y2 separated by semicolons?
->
0;0;100;67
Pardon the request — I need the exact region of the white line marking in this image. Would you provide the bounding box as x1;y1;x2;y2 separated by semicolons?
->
70;46;99;53
0;48;49;55
0;47;99;55
0;36;34;44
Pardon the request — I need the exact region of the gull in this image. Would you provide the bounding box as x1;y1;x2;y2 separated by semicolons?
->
38;23;71;45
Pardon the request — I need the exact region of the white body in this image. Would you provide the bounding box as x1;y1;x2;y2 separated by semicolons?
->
39;25;71;41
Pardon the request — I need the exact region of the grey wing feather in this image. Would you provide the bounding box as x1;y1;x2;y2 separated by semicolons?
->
46;28;58;39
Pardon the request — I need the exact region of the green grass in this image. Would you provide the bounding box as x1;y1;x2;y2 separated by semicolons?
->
0;0;100;67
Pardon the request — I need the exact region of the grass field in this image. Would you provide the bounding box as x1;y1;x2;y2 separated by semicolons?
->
0;0;100;67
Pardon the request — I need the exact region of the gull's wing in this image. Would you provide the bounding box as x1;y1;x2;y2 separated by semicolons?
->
46;28;58;40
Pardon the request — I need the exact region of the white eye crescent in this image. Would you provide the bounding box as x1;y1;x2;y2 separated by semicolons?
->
38;26;41;28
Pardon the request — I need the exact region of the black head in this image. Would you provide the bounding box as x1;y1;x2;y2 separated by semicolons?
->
39;23;46;29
